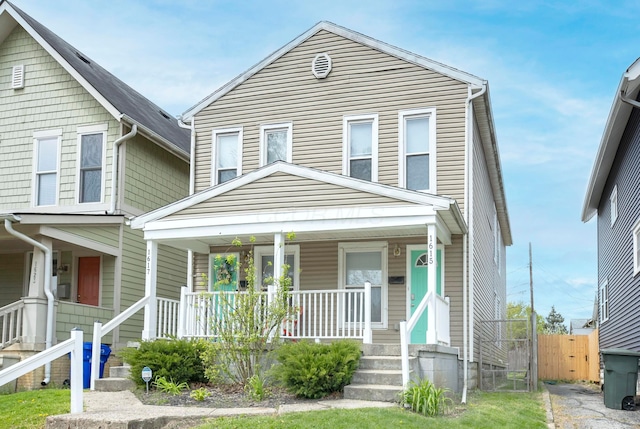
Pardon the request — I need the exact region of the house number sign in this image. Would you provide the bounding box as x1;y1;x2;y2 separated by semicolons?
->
142;366;152;393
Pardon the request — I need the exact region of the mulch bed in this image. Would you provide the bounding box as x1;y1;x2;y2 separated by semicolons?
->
135;383;342;409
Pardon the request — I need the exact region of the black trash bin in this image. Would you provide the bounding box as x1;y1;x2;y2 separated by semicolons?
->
601;348;640;410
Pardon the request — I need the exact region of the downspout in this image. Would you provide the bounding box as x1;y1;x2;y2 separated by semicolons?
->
108;124;138;215
178;116;196;291
4;218;54;385
462;83;487;403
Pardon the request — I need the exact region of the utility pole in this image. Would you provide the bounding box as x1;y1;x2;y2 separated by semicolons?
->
529;242;538;391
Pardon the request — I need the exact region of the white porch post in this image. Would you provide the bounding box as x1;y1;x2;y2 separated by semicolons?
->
270;232;285;302
364;281;372;344
142;240;158;340
426;224;437;344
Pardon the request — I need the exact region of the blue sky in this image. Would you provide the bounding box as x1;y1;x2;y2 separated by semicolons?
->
15;0;639;326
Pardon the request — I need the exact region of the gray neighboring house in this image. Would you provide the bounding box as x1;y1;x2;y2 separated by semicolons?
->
0;1;189;389
582;58;640;354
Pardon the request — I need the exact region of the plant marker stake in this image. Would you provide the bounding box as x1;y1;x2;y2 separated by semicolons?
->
142;366;152;394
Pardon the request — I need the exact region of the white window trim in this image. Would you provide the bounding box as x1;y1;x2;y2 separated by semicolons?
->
610;185;618;227
259;122;293;166
398;107;437;193
599;279;608;323
32;129;62;207
211;127;243;186
76;124;108;204
338;241;388;329
253;245;300;291
342;114;379;181
633;218;640;276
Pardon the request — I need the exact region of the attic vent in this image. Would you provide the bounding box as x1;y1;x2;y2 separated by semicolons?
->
75;52;91;64
159;110;171;120
311;53;332;79
11;65;24;89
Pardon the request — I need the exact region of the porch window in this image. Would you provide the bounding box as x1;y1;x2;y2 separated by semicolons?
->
77;125;107;203
33;130;62;206
212;128;242;185
342;114;378;181
398;108;436;193
599;279;608;323
253;245;300;290
339;242;387;328
610;185;618;227
633;219;640;276
260;123;292;165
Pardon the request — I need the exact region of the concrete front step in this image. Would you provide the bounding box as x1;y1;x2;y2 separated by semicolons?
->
358;355;417;370
109;365;131;378
343;383;402;402
93;377;135;392
351;369;403;386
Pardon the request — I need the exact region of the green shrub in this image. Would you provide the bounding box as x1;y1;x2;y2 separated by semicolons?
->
271;340;361;399
401;378;452;416
190;387;211;401
120;338;207;387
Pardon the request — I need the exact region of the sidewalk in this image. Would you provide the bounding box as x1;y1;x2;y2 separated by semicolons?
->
45;390;397;429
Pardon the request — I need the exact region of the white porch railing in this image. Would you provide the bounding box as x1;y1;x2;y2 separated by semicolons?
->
157;297;180;339
0;300;24;349
0;328;84;414
178;282;372;343
400;291;450;388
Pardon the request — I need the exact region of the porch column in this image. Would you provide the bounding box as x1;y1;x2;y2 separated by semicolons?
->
23;237;53;347
270;232;285;302
426;224;437;344
142;240;158;340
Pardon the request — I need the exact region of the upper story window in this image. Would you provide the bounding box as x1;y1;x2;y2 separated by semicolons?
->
77;125;107;203
610;185;618;227
260;123;292;166
212;128;243;185
342;114;378;181
599;279;608;323
633;219;640;276
33;129;62;207
494;209;502;271
398;108;436;193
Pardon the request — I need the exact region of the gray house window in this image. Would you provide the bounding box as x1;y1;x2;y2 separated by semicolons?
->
633;220;640;276
79;134;103;203
610;186;618;227
599;279;608;323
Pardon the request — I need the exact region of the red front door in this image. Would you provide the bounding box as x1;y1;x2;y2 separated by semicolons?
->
77;257;100;306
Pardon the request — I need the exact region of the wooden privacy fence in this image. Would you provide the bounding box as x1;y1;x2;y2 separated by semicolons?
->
538;329;599;382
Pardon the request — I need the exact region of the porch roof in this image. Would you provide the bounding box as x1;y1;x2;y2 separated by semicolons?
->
131;162;467;252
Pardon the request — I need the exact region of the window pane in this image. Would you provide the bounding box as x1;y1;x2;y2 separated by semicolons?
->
346;251;381;285
81;134;102;168
406;154;429;190
81;169;101;202
37;173;56;205
218;169;236;184
350;159;371;181
260;254;295;288
266;130;287;164
406;117;429;154
217;134;237;169
349;122;372;157
37;138;57;171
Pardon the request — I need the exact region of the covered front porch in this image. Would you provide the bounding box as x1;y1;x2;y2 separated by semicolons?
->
134;163;467;350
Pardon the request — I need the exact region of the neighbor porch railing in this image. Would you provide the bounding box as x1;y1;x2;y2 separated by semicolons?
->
0;300;24;349
178;283;372;343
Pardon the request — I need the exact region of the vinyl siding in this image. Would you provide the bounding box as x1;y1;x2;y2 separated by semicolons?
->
471;118;506;362
597;104;640;352
122;134;189;212
0;26;118;210
193;30;468;211
55;226;120;249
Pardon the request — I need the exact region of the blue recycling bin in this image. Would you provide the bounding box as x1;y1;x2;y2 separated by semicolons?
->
81;342;111;389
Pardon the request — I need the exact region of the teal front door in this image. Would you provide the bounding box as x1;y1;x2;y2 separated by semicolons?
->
409;248;442;344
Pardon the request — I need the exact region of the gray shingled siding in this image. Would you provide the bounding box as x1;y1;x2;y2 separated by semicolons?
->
597;104;640;352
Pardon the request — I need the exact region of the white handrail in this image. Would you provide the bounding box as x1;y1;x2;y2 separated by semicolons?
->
0;329;84;413
90;295;150;390
401;290;434;388
0;300;24;349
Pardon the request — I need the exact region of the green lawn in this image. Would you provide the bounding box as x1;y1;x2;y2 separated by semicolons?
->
197;391;547;429
0;389;70;429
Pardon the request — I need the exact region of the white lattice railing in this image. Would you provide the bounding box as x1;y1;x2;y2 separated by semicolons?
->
178;283;372;343
0;300;24;349
156;297;180;339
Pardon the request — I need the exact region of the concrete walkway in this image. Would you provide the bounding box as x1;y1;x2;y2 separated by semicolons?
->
545;382;640;429
45;390;397;429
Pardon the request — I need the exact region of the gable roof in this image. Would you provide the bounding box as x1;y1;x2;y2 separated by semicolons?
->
0;1;190;159
131;161;467;235
582;58;640;222
182;21;485;120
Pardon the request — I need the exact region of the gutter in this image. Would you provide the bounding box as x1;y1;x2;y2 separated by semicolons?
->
4;218;54;385
177;115;196;291
462;83;487;404
108;124;137;215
